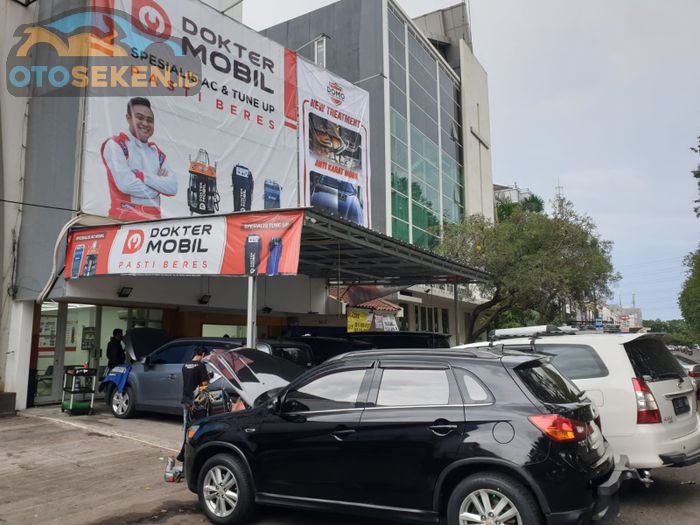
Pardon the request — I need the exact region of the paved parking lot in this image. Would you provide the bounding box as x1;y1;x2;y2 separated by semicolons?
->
1;407;698;524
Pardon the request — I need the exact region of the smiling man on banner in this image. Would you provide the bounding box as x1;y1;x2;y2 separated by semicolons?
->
101;97;178;221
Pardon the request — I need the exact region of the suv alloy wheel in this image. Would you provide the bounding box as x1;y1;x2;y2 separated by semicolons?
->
447;472;543;525
197;454;253;525
109;385;135;419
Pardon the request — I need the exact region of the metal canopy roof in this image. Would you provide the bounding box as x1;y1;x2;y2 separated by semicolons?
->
299;210;490;286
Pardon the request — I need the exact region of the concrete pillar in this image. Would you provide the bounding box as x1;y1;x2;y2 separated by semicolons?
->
4;300;34;410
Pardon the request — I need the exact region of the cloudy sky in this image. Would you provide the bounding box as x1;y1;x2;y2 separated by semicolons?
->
244;0;700;320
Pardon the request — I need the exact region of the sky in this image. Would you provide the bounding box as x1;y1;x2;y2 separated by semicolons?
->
243;0;700;321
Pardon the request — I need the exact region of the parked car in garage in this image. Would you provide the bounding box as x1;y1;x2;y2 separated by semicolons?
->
102;337;303;419
289;336;372;365
184;347;635;525
456;327;700;474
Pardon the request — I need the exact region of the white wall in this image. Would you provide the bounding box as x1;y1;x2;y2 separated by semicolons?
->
0;1;37;393
64;274;330;315
460;40;494;221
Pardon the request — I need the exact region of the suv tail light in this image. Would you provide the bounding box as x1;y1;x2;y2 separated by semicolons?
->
689;371;700;378
594;415;602;432
632;378;661;424
528;414;591;442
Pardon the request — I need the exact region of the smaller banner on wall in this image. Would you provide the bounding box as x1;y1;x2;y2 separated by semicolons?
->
297;58;371;228
64;210;304;279
347;308;373;333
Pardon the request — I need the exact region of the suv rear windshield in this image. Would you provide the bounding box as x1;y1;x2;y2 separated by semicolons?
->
516;361;581;404
625;338;686;381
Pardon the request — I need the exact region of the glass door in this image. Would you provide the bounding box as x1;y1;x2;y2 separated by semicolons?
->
35;303;66;405
34;303;99;405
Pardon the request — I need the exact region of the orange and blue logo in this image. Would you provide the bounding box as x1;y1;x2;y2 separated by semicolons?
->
7;3;200;97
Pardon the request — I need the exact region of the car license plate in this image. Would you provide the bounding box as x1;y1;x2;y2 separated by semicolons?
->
673;396;690;415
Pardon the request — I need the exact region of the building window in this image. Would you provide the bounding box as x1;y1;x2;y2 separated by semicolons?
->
314;37;326;68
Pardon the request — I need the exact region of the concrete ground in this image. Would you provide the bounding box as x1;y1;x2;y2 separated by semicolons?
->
1;406;699;524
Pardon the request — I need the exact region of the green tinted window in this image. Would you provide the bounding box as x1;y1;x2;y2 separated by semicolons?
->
392;218;409;243
391;191;409;221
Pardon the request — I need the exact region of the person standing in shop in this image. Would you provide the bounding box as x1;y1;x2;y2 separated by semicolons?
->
176;346;210;462
106;328;125;369
101;97;178;220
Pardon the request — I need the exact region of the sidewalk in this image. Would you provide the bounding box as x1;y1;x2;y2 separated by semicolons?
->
0;407;197;525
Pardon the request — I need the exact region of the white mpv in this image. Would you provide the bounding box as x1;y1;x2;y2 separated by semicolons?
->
456;329;700;472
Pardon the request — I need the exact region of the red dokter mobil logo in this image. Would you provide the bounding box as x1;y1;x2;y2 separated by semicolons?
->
122;229;145;254
327;82;345;106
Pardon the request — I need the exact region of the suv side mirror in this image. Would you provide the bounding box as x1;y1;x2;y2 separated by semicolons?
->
269;395;281;413
143;355;152;369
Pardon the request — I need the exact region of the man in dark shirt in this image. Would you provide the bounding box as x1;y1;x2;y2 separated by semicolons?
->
176;346;209;463
106;329;125;369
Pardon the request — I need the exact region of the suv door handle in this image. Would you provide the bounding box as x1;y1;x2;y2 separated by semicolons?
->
330;429;356;441
429;421;458;436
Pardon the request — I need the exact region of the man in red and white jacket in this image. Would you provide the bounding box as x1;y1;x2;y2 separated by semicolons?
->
101;97;178;220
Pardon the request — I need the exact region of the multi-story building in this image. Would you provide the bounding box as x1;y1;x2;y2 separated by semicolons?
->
264;0;495;337
264;0;494;251
0;0;493;411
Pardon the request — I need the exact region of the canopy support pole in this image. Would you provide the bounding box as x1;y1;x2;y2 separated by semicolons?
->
453;283;461;345
246;275;257;348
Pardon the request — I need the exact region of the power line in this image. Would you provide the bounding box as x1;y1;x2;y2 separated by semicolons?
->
0;198;78;213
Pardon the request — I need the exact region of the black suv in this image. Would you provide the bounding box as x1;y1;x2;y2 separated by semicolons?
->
184;348;633;525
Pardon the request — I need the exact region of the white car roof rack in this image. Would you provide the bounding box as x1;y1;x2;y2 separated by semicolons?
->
488;325;578;341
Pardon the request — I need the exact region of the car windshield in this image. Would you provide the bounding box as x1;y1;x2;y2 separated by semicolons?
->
624;338;686;381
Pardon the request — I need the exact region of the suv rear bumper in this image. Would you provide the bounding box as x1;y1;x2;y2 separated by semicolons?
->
548;455;638;525
659;445;700;467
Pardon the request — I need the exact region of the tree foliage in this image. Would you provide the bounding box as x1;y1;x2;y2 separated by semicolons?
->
642;319;693;345
439;196;619;342
495;194;544;222
679;248;700;340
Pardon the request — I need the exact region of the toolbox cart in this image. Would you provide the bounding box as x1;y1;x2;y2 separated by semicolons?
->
61;367;97;416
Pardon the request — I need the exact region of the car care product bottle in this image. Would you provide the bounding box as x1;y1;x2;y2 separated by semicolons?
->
266;237;282;276
232;165;254;211
82;241;99;277
187;149;219;214
245;235;262;276
263;179;281;209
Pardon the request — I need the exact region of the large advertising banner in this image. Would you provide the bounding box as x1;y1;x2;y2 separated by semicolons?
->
297;58;371;228
81;0;298;221
64;211;304;278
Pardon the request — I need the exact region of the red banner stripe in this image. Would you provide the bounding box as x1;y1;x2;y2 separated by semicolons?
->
284;49;298;124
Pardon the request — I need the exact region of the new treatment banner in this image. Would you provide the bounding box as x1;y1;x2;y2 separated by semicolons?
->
64;210;304;278
297;58;371;228
81;0;299;221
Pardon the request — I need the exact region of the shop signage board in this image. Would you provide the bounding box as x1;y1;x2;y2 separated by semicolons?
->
347;308;373;333
81;0;299;221
375;314;399;332
64;211;304;278
297;58;371;227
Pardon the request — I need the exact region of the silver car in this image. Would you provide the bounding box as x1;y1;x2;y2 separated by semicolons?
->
102;336;303;419
675;353;700;395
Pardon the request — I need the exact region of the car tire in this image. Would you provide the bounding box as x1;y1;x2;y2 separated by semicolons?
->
197;453;254;525
109;384;136;419
446;472;543;525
